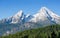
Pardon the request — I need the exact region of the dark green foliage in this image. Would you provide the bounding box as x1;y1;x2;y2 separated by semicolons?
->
0;24;60;38
51;31;57;38
58;32;60;38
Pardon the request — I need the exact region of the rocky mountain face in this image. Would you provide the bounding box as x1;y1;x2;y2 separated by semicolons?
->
30;7;60;25
1;7;60;24
0;7;60;36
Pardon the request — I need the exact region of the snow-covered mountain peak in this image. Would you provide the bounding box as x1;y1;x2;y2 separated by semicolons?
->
11;10;24;23
14;10;23;18
33;7;50;18
39;7;51;13
0;7;60;24
29;7;60;24
0;7;60;36
38;7;60;17
40;7;48;10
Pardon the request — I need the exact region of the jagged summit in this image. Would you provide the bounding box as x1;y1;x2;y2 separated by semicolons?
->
30;7;60;24
40;7;48;10
0;7;60;36
39;7;60;17
13;10;23;18
0;7;60;24
39;7;53;14
11;10;24;23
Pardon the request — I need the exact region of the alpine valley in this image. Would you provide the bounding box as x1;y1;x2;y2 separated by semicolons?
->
0;7;60;36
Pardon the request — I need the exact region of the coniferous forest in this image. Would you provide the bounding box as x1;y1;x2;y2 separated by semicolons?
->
0;24;60;38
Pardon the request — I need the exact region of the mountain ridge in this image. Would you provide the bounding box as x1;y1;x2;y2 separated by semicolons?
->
0;7;60;24
0;7;60;36
29;7;60;25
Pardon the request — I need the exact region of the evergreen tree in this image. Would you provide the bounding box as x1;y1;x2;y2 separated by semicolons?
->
58;32;60;38
51;31;57;38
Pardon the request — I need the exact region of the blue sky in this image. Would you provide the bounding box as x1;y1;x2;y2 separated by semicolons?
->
0;0;60;19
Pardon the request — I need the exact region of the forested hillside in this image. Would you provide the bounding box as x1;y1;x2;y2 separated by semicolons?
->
0;24;60;38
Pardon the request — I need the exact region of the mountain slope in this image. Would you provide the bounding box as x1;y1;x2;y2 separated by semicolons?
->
0;7;60;25
29;7;60;25
0;10;25;24
11;10;24;23
1;24;60;38
0;7;60;36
